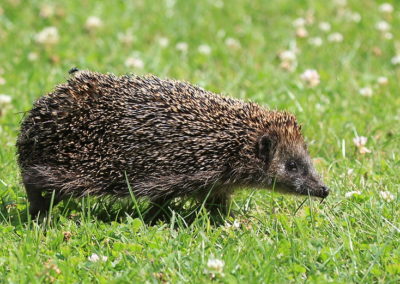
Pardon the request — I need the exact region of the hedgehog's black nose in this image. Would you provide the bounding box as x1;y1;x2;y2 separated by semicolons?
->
320;186;330;198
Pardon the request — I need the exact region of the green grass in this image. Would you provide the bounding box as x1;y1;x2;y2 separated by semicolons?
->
1;0;400;282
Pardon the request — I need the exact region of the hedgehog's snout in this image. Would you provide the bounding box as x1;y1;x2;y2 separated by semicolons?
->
296;182;329;199
319;185;330;198
280;162;329;199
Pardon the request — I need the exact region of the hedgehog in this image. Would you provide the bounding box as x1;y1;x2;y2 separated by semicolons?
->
16;70;329;218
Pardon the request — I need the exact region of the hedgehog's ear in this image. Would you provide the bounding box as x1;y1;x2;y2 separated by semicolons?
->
256;134;277;165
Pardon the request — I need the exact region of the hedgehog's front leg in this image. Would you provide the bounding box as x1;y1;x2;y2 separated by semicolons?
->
22;167;62;218
207;195;234;218
145;196;173;224
23;171;51;218
198;188;234;218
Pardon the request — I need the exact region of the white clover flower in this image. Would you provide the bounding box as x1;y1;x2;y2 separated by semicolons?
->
345;191;361;198
308;37;323;47
305;12;314;25
315;103;324;111
125;57;144;69
217;29;226;38
176;42;188;52
353;135;371;154
278;50;297;72
328;32;343;42
377;76;388;85
353;136;367;147
300;69;320;87
280;61;297;72
88;253;100;262
207;258;224;273
225;37;241;49
349;12;361;23
293;17;306;28
88;253;108;262
359;147;371;154
27;52;39;61
85;16;102;31
380;191;395;202
296;27;308;38
347;168;354;175
118;32;134;45
158;37;169;47
232;219;240;228
39;4;55;18
384;32;393;40
391;55;400;65
359;87;373;97
213;0;224;8
379;3;394;14
334;0;347;6
225;219;240;229
279;50;296;62
35;26;59;46
165;0;176;9
375;21;390;32
0;94;12;105
198;44;211;55
319;22;331;32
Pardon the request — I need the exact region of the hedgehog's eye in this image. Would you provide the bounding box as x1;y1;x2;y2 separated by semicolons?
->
286;161;298;172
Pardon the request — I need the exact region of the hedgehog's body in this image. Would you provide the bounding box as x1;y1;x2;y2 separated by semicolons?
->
17;71;329;217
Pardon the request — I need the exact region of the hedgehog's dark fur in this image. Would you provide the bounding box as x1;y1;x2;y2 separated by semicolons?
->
17;71;329;218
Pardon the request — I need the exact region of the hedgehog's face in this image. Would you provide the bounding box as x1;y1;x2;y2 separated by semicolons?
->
256;134;329;198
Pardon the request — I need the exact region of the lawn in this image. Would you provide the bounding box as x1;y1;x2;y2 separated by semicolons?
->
0;0;400;282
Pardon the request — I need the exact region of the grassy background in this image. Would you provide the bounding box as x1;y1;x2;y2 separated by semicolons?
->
1;0;400;282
